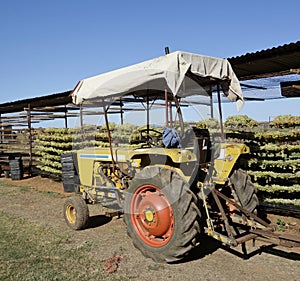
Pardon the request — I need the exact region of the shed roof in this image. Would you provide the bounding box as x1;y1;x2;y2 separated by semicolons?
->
229;41;300;80
0;91;72;114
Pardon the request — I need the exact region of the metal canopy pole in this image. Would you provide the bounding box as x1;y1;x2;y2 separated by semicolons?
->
120;98;124;125
103;104;116;172
146;93;150;139
210;85;214;118
169;101;173;128
165;89;169;127
0;114;2;153
80;103;83;127
79;103;85;142
27;104;32;176
64;105;68;128
217;84;225;141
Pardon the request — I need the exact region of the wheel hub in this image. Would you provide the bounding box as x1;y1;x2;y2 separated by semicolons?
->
144;208;155;223
130;185;174;247
66;204;76;224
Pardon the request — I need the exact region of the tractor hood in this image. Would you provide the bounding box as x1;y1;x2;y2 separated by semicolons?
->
71;51;244;110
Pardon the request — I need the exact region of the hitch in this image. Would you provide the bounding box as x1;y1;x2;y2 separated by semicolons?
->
204;186;300;249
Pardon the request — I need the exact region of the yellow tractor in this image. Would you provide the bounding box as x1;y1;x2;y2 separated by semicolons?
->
63;51;299;262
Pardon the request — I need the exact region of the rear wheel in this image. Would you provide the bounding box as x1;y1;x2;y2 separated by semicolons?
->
124;166;201;263
63;196;89;230
229;169;259;213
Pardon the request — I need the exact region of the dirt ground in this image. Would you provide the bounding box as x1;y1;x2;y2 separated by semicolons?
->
0;175;299;281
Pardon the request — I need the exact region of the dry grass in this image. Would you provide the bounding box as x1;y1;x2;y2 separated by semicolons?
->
0;202;130;280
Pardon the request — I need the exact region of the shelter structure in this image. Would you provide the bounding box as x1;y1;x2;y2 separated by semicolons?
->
0;41;299;176
229;41;300;99
0;91;78;175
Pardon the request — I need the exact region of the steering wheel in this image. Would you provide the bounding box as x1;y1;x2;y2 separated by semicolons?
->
130;127;163;146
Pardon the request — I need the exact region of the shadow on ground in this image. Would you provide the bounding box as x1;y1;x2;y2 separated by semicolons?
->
177;234;300;264
88;215;112;229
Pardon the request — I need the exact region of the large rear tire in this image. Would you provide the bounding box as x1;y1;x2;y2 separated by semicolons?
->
124;166;201;263
63;196;89;230
229;169;259;213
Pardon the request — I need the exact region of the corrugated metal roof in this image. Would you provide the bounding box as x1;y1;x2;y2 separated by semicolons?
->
0;91;72;114
228;41;300;80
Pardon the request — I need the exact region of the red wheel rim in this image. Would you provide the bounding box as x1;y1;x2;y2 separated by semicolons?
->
130;184;174;247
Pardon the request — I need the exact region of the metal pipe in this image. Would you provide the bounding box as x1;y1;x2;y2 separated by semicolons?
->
104;107;116;172
165;89;169;127
217;84;225;141
27;104;32;176
169;101;173;127
214;189;270;228
209;85;214;118
64;105;68;128
174;97;184;137
146;94;150;140
211;189;237;245
120;98;123;125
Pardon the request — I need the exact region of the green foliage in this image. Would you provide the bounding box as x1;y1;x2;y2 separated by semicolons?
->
270;115;300;128
255;184;300;193
34;123;139;178
276;218;287;232
262;198;300;206
37;165;62;175
254;129;300;142
225;115;259;129
225;118;300;207
248;158;300;172
196;118;220;129
33;118;300;209
248;170;300;181
129;125;162;143
257;143;300;153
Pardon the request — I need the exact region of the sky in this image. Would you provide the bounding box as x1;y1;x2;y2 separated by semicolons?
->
0;0;299;123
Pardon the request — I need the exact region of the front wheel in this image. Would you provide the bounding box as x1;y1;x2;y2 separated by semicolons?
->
124;166;201;263
63;196;89;230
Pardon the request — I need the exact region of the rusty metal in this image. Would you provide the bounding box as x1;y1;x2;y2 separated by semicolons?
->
250;228;300;248
214;188;270;228
211;189;300;248
211;189;237;246
235;233;258;245
217;84;225;141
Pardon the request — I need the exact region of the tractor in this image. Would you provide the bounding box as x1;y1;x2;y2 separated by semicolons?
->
62;51;300;263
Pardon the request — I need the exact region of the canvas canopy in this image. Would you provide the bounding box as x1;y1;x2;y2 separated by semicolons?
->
71;51;244;110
